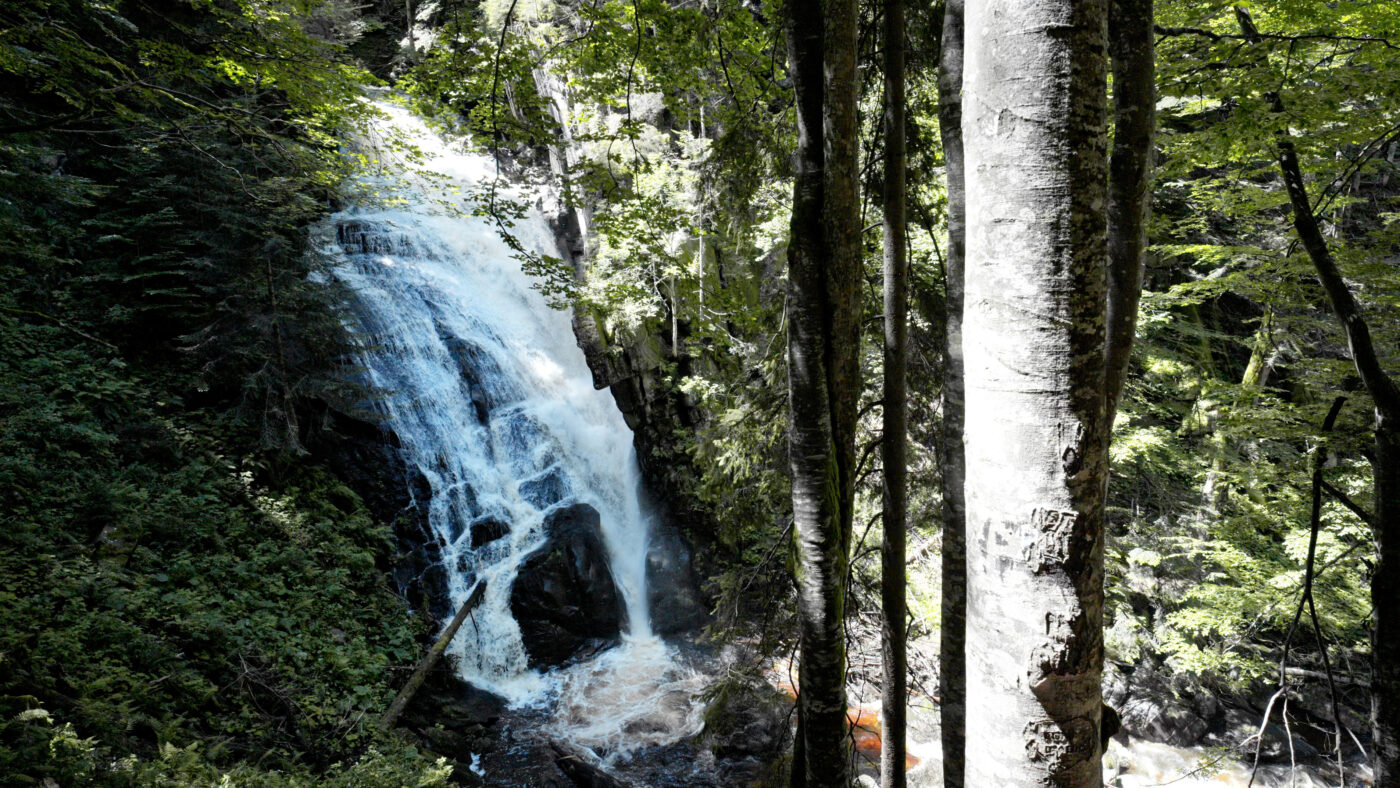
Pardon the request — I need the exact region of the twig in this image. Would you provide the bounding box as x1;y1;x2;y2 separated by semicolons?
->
1283;695;1296;788
1247;688;1287;787
1253;397;1347;787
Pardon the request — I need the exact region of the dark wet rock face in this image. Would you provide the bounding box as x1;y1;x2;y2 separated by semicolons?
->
645;522;708;636
510;503;623;667
440;333;510;425
399;666;506;787
470;516;511;548
1106;660;1213;747
692;664;791;787
563;252;718;631
303;407;453;616
1104;659;1359;766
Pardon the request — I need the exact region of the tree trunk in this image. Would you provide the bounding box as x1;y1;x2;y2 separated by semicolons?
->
961;0;1110;784
879;0;908;781
670;276;681;358
1375;425;1400;786
936;2;967;787
1276;125;1400;788
783;0;861;781
1104;0;1155;424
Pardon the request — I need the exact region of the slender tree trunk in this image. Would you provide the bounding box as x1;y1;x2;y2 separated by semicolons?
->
783;0;861;781
821;0;861;484
879;0;908;782
935;2;967;787
1104;0;1155;425
670;277;681;358
961;0;1110;784
1375;426;1400;786
1276;128;1400;787
784;8;826;783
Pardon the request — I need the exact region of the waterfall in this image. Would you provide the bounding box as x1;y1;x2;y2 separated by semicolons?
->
323;98;703;761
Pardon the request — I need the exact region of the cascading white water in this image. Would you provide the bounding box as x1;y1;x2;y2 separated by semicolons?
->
323;98;703;762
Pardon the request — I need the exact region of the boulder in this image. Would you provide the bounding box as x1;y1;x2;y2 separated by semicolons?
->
510;503;623;667
1210;706;1322;763
438;683;508;730
697;673;791;788
698;671;791;765
470;516;510;548
478;739;575;788
1120;695;1210;748
1106;661;1211;747
550;742;628;788
399;667;501;785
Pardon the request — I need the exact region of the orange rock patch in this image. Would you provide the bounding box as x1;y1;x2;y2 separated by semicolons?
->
845;707;921;770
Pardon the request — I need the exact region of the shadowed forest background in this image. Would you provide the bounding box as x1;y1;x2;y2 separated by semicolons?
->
1;0;1398;786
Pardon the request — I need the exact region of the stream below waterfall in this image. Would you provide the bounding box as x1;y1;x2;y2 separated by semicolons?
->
323;96;708;774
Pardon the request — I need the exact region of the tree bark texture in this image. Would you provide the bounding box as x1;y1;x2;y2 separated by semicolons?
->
961;0;1109;784
1104;0;1155;425
1276;129;1400;788
783;0;861;781
936;2;967;787
879;0;908;782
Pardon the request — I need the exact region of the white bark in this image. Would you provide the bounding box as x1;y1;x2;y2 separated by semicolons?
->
961;0;1110;785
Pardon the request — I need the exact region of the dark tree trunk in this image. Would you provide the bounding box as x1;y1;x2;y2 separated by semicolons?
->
1104;0;1155;424
961;0;1110;784
783;0;861;781
879;0;908;782
1276;129;1400;787
936;2;966;786
1375;426;1400;786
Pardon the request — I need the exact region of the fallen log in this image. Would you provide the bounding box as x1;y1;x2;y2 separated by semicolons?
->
549;742;627;788
381;581;486;730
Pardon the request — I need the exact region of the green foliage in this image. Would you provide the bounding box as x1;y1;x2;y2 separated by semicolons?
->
0;316;437;784
9;0;1397;776
2;711;453;787
0;1;452;783
1104;0;1400;686
0;0;385;451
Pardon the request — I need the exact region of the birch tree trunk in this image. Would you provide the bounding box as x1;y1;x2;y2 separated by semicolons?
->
879;0;908;781
783;0;861;781
935;3;967;786
961;0;1110;784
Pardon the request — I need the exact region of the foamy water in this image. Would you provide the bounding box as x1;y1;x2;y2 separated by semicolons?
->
324;96;704;758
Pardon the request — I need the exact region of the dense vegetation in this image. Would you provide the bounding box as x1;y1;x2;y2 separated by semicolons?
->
0;0;453;783
2;0;1398;785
